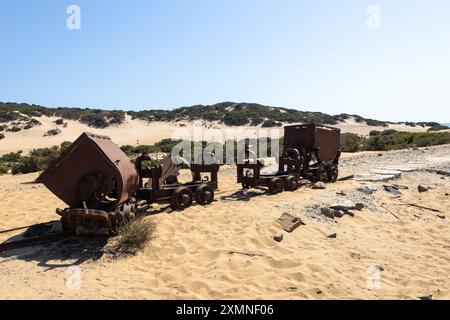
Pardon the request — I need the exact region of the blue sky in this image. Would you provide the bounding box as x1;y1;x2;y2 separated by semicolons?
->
0;0;449;122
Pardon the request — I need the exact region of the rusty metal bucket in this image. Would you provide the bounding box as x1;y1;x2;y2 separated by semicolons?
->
37;132;139;211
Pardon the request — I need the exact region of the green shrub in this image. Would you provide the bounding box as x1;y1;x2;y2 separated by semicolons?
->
340;133;364;152
44;128;61;136
11;156;38;175
261;119;282;127
0;151;22;162
427;124;449;132
0;164;9;175
7;126;21;132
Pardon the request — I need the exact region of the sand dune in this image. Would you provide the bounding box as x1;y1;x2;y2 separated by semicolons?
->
0;146;449;300
0;115;431;156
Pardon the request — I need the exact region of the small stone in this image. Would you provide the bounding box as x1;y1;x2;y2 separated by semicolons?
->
418;185;429;193
384;185;402;196
320;207;334;219
311;182;326;189
330;200;356;211
418;294;433;300
437;215;446;220
377;153;383;157
336;191;346;196
333;210;345;218
274;234;284;242
327;233;337;239
355;203;364;211
445;193;449;196
436;169;450;177
374;264;384;272
346;210;355;217
316;289;322;294
357;186;377;194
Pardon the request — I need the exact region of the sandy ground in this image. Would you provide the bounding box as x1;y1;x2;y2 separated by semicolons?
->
0;115;432;155
0;145;449;300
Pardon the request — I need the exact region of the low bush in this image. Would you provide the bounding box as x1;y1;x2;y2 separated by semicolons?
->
428;124;449;132
112;217;155;256
340;133;364;152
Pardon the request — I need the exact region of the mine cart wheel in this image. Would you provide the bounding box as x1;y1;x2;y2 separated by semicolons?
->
242;182;252;189
327;165;339;182
171;187;193;210
268;177;284;194
316;165;328;182
285;175;299;191
195;184;214;205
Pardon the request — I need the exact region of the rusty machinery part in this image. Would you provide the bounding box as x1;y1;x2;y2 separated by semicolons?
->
195;184;215;205
316;165;329;182
327;164;339;182
268;177;284;194
76;171;114;208
171;187;194;210
56;201;136;236
37;132;139;209
281;148;302;162
284;175;299;191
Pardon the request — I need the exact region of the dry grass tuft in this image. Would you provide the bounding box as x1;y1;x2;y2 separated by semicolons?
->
112;216;155;256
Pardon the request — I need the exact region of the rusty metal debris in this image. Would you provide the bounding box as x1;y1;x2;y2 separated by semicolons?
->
36;132;219;236
237;124;341;193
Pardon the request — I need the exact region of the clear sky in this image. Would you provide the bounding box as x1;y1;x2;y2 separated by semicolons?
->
0;0;449;122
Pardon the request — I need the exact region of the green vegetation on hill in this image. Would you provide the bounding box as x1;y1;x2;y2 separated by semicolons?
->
0;142;71;175
128;102;341;126
427;124;449;132
0;102;125;129
0;102;442;130
340;130;450;152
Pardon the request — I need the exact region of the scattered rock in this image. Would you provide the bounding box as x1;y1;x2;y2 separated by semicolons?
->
374;264;385;272
336;191;346;196
333;210;345;218
418;294;433;300
311;182;326;190
384;185;402;196
355;202;364;211
436;169;450;177
273;233;284;242
346;210;355;217
277;212;305;232
445;193;449;196
418;185;429;193
357;186;377;194
316;289;322;294
393;184;409;190
330;200;357;211
320;207;334;219
327;233;337;239
437;215;446;220
377;153;383;157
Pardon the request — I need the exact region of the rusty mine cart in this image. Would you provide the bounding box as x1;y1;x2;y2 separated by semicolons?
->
37;132;219;236
237;124;341;194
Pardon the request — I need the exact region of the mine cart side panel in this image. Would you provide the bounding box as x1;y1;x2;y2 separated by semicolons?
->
314;127;341;162
37;132;138;207
88;134;139;203
283;125;315;150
